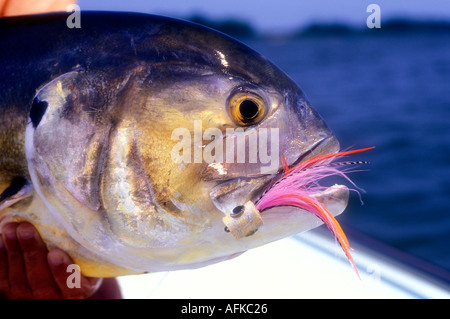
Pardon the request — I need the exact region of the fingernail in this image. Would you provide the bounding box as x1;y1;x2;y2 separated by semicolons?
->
17;224;36;240
48;250;70;267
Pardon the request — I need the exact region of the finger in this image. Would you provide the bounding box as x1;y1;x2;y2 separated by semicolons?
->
89;278;122;299
0;236;9;298
48;249;102;299
1;223;32;298
16;223;61;298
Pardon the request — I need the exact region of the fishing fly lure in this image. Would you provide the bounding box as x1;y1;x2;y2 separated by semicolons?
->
256;147;375;278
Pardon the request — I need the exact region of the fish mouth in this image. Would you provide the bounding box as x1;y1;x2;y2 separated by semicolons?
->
256;184;349;221
253;135;339;200
255;135;348;212
254;147;349;225
209;135;348;219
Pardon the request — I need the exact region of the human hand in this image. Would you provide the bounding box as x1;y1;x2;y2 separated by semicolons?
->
0;222;106;299
0;0;76;17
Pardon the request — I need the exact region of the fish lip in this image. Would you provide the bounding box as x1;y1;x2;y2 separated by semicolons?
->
286;135;338;170
257;184;349;217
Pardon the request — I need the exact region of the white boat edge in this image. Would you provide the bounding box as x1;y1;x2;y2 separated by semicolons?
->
117;229;450;299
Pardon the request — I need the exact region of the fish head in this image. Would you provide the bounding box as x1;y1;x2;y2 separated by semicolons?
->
25;14;347;274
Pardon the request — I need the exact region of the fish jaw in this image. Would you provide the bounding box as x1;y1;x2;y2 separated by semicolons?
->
253;184;349;241
209;134;348;243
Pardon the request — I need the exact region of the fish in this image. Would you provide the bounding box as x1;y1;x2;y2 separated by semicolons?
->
0;11;370;277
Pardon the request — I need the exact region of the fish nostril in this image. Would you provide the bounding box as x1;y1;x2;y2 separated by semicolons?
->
29;97;48;129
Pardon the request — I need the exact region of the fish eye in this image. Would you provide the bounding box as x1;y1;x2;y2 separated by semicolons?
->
239;100;259;120
228;91;266;126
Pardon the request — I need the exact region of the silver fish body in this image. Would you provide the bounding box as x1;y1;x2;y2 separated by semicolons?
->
0;12;346;277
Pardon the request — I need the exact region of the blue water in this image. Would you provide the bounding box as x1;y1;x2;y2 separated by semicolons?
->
247;33;450;274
